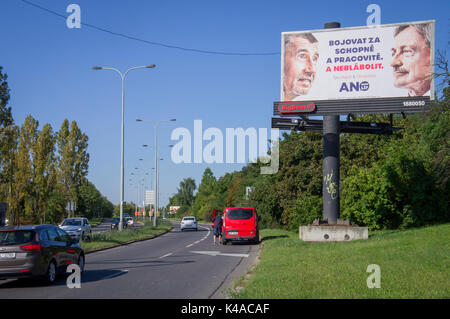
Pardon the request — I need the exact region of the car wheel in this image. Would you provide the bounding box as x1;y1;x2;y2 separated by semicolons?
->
78;254;85;273
44;260;57;285
195;228;198;231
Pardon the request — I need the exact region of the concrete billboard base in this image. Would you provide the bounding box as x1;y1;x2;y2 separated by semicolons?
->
299;225;368;242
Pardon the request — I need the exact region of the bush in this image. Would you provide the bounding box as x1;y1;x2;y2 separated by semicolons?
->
282;195;322;231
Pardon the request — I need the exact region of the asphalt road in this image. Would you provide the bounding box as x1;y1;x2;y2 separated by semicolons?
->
0;221;259;299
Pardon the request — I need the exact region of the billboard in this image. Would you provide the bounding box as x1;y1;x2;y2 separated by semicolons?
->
170;206;180;214
145;190;155;205
278;20;435;114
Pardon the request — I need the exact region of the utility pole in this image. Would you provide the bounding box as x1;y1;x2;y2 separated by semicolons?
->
322;22;341;224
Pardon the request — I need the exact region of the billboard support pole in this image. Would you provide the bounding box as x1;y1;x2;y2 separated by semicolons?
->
322;22;341;224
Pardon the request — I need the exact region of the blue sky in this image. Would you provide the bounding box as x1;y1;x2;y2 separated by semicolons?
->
1;0;448;207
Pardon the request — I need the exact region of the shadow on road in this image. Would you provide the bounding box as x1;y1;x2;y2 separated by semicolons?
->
0;258;197;289
0;269;129;289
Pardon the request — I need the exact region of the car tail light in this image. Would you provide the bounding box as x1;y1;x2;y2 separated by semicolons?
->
20;244;42;253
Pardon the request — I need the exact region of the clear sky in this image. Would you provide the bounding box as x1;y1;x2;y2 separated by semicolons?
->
1;0;448;206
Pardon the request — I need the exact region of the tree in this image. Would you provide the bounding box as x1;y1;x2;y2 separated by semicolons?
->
15;115;39;224
0;66;13;129
0;66;17;223
193;168;216;219
175;178;196;210
56;119;89;217
33;123;56;223
79;180;114;219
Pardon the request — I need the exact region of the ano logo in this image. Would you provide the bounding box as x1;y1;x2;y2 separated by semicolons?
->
339;81;370;92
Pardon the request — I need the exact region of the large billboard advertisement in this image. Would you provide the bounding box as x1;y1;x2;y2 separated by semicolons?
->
278;20;435;114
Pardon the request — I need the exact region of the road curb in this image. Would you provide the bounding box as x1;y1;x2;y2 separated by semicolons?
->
209;239;262;299
84;225;173;255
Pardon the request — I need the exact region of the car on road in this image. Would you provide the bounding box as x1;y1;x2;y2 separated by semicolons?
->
124;216;134;226
180;216;197;231
0;224;85;284
59;217;92;242
221;207;259;245
111;217;128;230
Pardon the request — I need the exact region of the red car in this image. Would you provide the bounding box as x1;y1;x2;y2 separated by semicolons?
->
221;207;259;245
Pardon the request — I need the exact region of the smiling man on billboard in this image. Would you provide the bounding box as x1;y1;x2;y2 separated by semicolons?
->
283;33;319;101
391;23;432;97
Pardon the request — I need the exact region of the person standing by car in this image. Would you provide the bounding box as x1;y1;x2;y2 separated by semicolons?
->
212;212;223;245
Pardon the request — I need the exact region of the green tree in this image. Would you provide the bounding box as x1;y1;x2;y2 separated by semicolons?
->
0;66;17;223
175;177;196;207
78;180;114;219
33;123;57;223
16;115;39;224
56;119;89;217
193;168;216;219
0;66;13;129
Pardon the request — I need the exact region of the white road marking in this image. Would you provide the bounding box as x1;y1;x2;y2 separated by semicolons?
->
184;224;211;248
190;251;249;258
159;253;173;259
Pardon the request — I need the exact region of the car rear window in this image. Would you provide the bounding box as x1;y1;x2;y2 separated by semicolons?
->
226;209;254;220
183;217;195;221
0;230;35;245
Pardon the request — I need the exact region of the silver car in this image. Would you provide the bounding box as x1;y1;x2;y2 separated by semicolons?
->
180;216;197;231
59;218;92;242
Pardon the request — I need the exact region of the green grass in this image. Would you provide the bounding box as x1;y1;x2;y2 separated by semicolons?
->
81;220;172;253
232;223;450;299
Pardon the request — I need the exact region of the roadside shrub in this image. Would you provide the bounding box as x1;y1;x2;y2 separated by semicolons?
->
282;195;322;231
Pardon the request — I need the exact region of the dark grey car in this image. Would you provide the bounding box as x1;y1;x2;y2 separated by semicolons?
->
0;225;85;284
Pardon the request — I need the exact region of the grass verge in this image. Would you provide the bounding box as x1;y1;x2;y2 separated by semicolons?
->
232;223;450;299
81;220;172;253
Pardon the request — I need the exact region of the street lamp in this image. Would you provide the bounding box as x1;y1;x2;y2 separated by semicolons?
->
136;118;176;226
92;64;156;231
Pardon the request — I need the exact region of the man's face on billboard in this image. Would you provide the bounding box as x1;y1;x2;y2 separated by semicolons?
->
391;27;431;95
283;35;319;100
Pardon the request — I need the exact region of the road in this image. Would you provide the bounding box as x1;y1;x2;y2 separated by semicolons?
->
0;221;259;299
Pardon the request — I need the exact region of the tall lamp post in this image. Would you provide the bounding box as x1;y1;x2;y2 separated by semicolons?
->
92;64;156;231
136;118;176;226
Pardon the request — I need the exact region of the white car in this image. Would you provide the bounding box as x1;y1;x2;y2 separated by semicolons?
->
125;217;134;226
59;217;92;241
180;216;197;231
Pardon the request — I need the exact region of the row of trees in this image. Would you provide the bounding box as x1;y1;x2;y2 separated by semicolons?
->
0;66;114;225
167;85;449;232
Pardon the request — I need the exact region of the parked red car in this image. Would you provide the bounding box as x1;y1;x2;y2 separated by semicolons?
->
221;207;259;245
